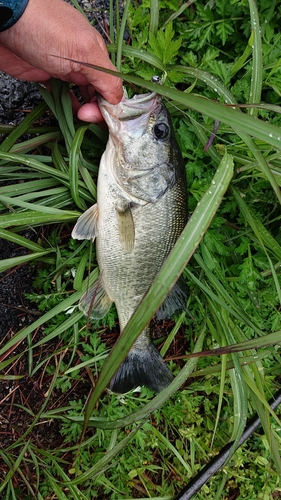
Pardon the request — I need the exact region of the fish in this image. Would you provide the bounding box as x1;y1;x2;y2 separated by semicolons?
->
72;91;188;393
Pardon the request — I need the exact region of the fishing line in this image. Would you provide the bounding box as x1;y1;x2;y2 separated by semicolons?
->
174;388;281;500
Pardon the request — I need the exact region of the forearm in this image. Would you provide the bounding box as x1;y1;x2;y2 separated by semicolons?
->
0;0;29;32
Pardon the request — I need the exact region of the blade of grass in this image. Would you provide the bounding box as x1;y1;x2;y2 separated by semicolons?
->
0;251;54;272
108;44;170;72
0;228;45;252
229;31;254;78
0;194;78;215
73;245;90;290
10;131;61;154
116;0;131;72
0;102;48;152
223;317;248;459
0;441;30;493
162;1;197;28
184;330;281;358
212;350;227;447
160;311;186;357
69;0;87;17
248;0;263;117
0;178;58;195
149;0;159;37
69;125;89;209
0;211;79;229
153;427;192;475
50;58;281;152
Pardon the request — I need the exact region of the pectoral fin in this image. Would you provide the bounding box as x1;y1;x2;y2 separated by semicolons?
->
115;204;135;253
72;203;98;241
79;276;113;320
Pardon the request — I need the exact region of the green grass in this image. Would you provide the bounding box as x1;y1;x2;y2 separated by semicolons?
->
1;0;281;498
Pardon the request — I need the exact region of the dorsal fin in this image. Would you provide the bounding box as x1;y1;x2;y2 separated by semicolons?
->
156;276;187;320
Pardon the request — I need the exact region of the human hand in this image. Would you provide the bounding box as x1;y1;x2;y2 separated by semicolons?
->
0;0;123;122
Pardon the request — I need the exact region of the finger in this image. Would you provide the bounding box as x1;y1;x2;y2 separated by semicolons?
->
77;102;104;123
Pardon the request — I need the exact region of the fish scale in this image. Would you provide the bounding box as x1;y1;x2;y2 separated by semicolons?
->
98;183;186;328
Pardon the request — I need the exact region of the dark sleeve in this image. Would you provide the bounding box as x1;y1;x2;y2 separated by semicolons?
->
0;0;29;32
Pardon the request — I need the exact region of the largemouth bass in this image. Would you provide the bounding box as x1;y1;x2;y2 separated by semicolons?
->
72;92;188;393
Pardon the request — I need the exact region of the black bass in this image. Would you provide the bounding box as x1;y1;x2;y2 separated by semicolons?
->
72;92;188;393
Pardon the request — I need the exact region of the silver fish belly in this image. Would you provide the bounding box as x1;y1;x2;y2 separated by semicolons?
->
72;92;188;393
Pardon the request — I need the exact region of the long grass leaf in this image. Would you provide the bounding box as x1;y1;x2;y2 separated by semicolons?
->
224;322;248;456
102;45;167;72
185;330;281;358
0;194;75;215
0;178;57;196
162;1;196;28
248;0;263;116
51;59;281;151
10;131;61;154
116;0;131;72
0;251;53;272
149;0;159;36
69;125;89;209
153;427;191;474
0;228;45;252
0;211;79;228
0;102;48;152
0;441;30;493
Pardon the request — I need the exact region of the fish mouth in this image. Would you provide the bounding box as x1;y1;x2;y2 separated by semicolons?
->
98;91;159;118
98;92;161;138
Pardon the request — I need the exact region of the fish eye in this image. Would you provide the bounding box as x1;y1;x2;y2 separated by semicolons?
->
153;122;170;141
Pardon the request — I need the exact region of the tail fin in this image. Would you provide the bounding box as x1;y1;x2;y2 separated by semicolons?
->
110;344;173;393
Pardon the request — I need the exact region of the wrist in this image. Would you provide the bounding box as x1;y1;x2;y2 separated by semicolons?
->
0;0;29;32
